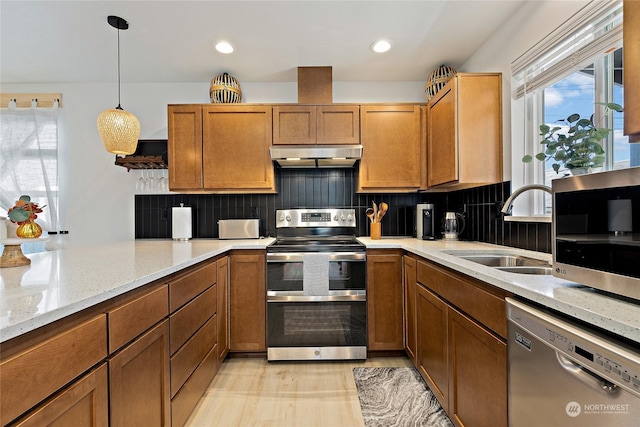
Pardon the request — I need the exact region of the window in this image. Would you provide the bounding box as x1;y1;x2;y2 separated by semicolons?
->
511;0;630;216
0;98;60;252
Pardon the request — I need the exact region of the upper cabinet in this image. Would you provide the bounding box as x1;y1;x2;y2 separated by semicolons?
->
358;104;423;192
272;105;360;145
427;73;503;190
624;0;640;139
168;104;276;193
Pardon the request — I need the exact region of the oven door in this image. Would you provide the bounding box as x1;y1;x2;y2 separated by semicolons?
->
266;252;366;292
266;294;367;361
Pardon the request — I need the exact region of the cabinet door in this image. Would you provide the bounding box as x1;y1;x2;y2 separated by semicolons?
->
448;307;507;427
202;105;275;191
624;0;640;137
367;251;403;351
229;251;266;351
273;105;316;145
217;256;230;364
14;364;108;427
416;284;449;412
317;105;360;145
168;105;203;190
427;83;457;187
110;320;170;427
403;255;417;364
359;105;422;191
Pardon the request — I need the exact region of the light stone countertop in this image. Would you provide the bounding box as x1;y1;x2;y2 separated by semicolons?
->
360;237;640;344
1;237;638;345
0;238;274;342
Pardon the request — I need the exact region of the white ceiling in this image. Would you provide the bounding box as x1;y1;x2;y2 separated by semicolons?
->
0;0;526;84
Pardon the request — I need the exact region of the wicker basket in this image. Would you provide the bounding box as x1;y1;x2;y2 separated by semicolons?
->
210;73;242;103
424;65;457;101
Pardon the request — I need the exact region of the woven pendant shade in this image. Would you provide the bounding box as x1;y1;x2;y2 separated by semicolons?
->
425;65;457;101
97;108;140;155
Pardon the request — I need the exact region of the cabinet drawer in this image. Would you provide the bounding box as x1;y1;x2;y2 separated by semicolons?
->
170;284;217;354
14;363;109;427
170;314;218;397
0;315;107;426
417;260;507;338
170;261;217;312
171;344;219;427
108;285;169;353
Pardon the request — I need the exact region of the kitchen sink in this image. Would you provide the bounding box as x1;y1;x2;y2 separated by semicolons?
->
443;251;553;275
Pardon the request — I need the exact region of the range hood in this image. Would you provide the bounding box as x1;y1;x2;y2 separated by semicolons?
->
270;145;363;168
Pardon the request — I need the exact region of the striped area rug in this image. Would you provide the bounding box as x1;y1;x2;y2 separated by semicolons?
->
353;367;453;427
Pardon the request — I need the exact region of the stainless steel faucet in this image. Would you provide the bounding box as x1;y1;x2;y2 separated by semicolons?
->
501;184;552;215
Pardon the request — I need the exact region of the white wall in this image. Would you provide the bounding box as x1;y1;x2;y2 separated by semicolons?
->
1;80;424;247
2;0;591;247
461;0;589;187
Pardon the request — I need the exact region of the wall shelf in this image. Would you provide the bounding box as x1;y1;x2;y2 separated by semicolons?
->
114;139;168;171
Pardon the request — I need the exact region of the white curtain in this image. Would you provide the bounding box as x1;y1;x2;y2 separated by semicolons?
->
0;101;59;232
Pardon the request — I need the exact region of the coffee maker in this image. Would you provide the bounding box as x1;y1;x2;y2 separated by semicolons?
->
416;204;436;240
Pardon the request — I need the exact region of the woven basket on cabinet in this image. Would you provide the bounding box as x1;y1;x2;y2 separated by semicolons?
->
209;73;242;103
424;65;457;101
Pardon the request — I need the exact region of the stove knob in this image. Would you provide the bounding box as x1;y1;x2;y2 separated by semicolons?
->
285;215;291;222
278;214;285;222
340;215;345;221
333;215;339;221
347;214;353;222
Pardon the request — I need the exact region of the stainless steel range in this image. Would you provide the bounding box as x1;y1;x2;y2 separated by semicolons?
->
266;208;367;361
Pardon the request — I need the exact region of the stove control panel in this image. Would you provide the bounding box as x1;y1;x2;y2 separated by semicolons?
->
276;209;356;228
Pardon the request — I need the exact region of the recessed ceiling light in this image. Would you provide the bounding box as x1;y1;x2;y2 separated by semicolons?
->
370;40;391;53
215;41;234;54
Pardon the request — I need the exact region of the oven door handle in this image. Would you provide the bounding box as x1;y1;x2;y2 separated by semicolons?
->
267;291;366;303
266;252;366;262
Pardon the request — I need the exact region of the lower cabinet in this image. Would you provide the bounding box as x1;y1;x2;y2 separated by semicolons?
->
229;251;266;352
13;363;109;427
366;250;404;351
109;320;171;427
414;259;508;427
403;255;417;364
217;256;229;364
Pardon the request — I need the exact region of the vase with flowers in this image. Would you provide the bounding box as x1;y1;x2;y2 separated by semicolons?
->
7;195;45;238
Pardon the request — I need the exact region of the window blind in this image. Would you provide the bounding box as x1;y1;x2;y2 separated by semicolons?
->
512;0;622;99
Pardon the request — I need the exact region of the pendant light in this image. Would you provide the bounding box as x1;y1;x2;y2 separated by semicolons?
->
97;15;140;155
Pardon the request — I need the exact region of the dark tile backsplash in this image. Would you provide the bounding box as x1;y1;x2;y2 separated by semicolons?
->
135;168;551;253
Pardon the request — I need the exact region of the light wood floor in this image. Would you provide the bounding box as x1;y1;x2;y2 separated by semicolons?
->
185;356;412;427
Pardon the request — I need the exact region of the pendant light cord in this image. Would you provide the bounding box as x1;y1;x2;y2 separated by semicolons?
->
116;25;122;110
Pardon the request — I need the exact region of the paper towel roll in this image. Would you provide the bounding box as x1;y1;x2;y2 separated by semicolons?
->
172;204;192;240
607;199;632;234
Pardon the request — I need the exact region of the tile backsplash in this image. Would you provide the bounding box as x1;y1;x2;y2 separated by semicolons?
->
135;168;551;253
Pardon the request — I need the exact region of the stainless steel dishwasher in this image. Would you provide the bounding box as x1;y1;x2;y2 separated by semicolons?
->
507;297;640;426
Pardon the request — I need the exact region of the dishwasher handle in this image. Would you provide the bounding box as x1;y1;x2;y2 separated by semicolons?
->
556;352;621;396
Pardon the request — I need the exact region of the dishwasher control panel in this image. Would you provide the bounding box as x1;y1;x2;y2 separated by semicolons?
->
507;298;640;397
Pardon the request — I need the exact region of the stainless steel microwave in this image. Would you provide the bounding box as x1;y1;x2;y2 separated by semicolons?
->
552;167;640;301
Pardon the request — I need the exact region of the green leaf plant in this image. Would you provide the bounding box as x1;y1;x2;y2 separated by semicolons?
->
522;102;623;174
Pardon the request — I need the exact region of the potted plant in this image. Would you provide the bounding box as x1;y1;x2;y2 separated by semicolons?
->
522;102;623;174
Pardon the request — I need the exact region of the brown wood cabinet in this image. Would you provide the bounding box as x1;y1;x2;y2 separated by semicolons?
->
217;256;230;364
358;104;423;192
168;104;275;193
624;0;640;139
403;255;417;364
229;250;266;352
13;364;109;427
366;250;404;351
273;105;360;145
109;320;171;427
427;73;502;190
416;284;449;412
0;315;108;426
414;259;508;427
